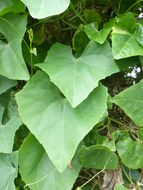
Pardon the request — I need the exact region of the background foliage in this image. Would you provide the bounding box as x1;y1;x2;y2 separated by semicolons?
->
0;0;143;190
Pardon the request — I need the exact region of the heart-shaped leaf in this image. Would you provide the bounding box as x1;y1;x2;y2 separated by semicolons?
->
112;13;143;59
19;134;81;190
84;18;115;44
20;0;70;19
117;137;143;169
16;71;108;172
0;151;18;190
112;80;143;126
37;41;118;107
0;13;29;80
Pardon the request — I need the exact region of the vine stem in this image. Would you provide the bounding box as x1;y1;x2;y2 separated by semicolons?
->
117;0;122;15
29;40;33;77
125;0;142;13
70;2;85;23
108;117;130;129
79;156;111;189
121;164;133;184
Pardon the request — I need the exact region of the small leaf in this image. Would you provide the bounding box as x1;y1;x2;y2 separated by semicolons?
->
16;71;108;172
112;80;143;126
0;115;22;153
0;75;17;95
21;0;70;19
0;0;25;16
117;137;143;169
19;134;81;190
80;145;118;170
0;151;18;190
84;18;115;44
0;13;29;80
112;13;143;59
37;41;118;107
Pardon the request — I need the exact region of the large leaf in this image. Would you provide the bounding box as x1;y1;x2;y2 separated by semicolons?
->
0;75;17;95
0;115;22;153
0;151;18;190
112;13;143;59
20;0;70;19
80;145;118;170
84;18;115;44
0;0;25;16
16;71;108;172
117;137;143;169
37;41;118;107
0;13;29;80
19;134;81;190
112;80;143;126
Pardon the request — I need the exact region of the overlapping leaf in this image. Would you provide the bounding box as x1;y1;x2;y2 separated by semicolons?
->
0;75;17;95
80;145;118;170
0;13;29;80
117;137;143;169
37;41;118;107
16;71;108;172
112;80;143;126
0;0;25;16
112;13;143;59
84;18;115;44
19;134;81;190
20;0;70;19
0;115;22;153
0;151;18;190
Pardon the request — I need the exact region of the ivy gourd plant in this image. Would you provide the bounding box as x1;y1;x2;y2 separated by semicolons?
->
0;0;143;190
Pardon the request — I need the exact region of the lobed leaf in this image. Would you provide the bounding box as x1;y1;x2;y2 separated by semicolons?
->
37;41;118;107
16;71;108;172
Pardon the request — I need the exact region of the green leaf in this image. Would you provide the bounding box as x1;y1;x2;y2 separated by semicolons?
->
0;13;29;80
37;41;118;107
16;71;108;172
0;115;22;153
112;80;143;126
20;0;70;19
112;13;143;59
137;128;143;141
80;145;118;170
116;56;140;71
114;184;128;190
84;18;115;44
0;105;4;125
117;137;143;169
0;75;17;95
112;130;129;142
0;0;25;16
19;134;81;190
0;151;18;190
